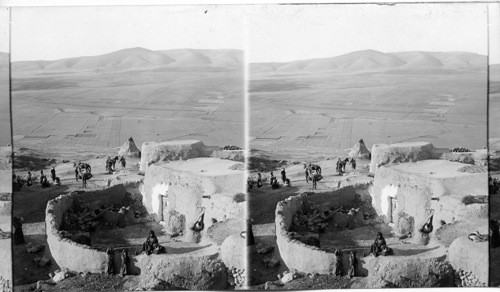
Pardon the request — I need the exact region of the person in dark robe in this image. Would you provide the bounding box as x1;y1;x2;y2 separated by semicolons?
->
40;170;46;184
106;156;111;172
50;167;56;182
269;172;276;186
106;247;114;275
13;216;25;245
370;232;387;257
342;158;349;172
41;176;50;188
334;249;343;276
75;167;79;182
142;230;165;255
120;156;126;168
281;168;287;184
491;219;500;248
350;158;356;170
246;218;255;246
111;156;118;171
348;251;357;278
82;172;88;188
336;159;343;175
305;167;310;184
257;173;262;188
27;171;32;186
120;250;129;277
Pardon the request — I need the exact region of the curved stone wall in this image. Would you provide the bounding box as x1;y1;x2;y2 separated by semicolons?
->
46;185;134;273
275;193;336;274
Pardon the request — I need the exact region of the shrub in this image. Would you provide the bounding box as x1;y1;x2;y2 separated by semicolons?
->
233;193;246;203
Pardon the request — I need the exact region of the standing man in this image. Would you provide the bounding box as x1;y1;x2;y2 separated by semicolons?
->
281;168;287;185
75;166;79;182
82;172;87;188
50;166;56;183
350;158;356;170
305;167;310;184
120;156;126;168
27;171;32;186
40;170;46;184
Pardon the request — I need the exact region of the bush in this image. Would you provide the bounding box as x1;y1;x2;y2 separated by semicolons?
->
233;193;246;203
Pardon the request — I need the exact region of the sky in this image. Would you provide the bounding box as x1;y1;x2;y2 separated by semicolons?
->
247;4;492;63
10;5;245;61
5;3;500;64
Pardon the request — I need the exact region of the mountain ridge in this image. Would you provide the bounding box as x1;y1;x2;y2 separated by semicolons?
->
11;48;243;73
251;50;487;74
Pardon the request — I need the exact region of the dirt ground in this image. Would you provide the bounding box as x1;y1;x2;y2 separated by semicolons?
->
12;149;142;289
248;154;373;288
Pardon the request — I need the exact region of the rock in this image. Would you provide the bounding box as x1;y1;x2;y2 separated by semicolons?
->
281;272;295;284
264;281;283;290
370;142;437;174
52;271;67;283
26;243;45;253
268;258;280;268
36;280;54;291
39;257;51;267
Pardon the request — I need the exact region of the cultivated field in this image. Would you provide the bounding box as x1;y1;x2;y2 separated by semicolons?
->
250;51;488;160
11;48;244;156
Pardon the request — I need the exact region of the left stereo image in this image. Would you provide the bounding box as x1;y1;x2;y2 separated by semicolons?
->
6;5;247;291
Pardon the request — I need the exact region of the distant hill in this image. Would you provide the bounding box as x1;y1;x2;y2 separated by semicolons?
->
12;48;243;74
251;50;487;74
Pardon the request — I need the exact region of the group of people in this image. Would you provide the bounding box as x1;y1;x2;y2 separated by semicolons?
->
333;249;358;278
269;168;291;189
106;247;130;277
336;157;356;175
106;156;126;174
13;166;61;190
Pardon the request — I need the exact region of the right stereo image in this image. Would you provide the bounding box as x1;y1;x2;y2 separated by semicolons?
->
246;3;498;289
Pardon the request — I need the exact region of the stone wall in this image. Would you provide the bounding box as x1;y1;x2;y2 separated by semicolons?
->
371;160;487;242
440;150;487;167
139;140;217;173
142;158;245;241
210;150;245;162
46;185;134;273
275;194;336;274
448;236;488;285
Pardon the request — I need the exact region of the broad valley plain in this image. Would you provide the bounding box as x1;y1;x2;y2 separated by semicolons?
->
250;50;487;161
12;48;244;158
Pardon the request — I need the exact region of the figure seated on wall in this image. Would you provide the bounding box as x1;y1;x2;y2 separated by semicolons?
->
142;230;165;255
192;213;205;233
370;232;392;257
419;215;434;234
